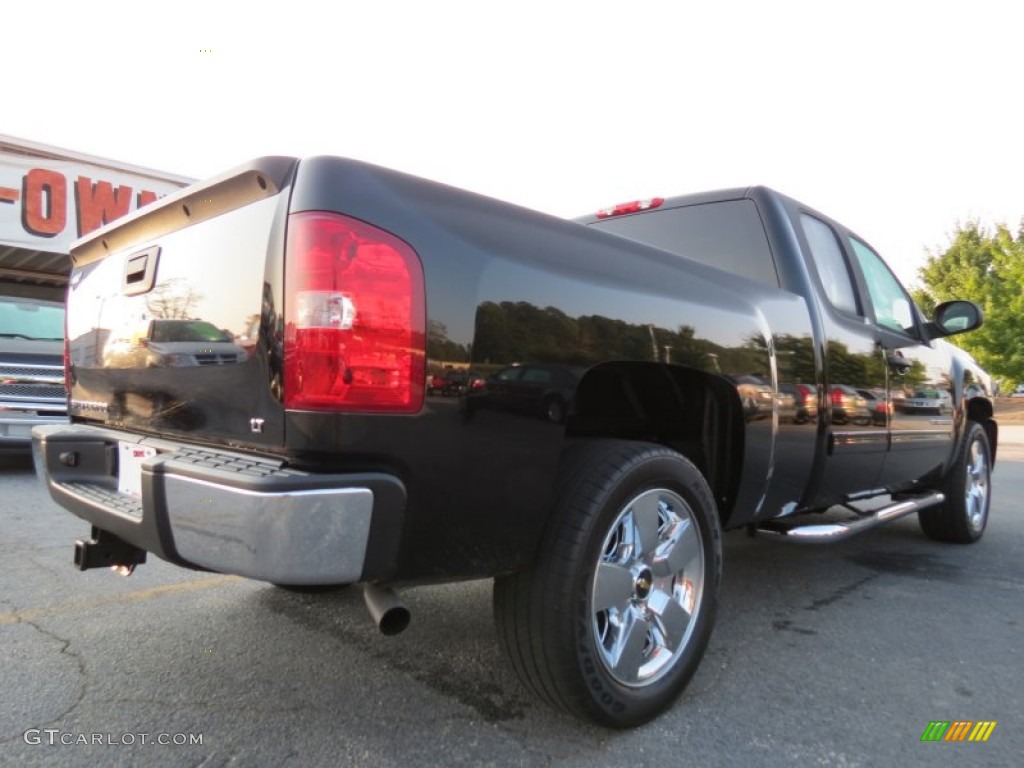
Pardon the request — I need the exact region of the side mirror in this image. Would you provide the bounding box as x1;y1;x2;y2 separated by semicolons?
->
927;300;983;338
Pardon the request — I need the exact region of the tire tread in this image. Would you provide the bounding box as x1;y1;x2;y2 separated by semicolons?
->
919;421;991;544
494;439;720;726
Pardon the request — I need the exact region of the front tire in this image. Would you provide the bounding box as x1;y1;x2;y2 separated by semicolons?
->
494;440;721;727
919;421;992;543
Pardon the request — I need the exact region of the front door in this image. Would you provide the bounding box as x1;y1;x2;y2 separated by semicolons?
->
845;237;954;487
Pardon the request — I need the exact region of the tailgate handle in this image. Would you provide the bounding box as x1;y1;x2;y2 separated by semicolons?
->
123;246;160;296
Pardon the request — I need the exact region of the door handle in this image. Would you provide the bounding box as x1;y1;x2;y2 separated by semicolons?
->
887;354;912;372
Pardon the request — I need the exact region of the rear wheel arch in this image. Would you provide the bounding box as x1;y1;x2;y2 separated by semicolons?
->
565;361;744;526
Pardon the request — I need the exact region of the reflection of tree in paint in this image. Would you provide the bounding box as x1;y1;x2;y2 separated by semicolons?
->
146;278;204;320
903;361;928;390
427;319;470;363
770;333;929;390
473;300;753;369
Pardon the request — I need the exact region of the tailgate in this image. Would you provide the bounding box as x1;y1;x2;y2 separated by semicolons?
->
66;157;297;450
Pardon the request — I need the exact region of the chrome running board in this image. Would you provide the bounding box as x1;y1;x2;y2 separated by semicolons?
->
753;492;945;544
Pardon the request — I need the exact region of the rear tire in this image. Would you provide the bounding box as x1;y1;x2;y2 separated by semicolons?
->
494;439;721;727
919;421;992;543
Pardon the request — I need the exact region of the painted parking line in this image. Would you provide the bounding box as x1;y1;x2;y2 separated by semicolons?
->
0;574;243;626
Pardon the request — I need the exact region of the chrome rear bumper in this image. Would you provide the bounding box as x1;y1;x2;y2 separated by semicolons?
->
32;424;405;584
164;474;372;584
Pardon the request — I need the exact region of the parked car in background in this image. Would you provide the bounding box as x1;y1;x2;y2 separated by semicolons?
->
730;374;774;421
440;369;469;396
857;388;891;426
469;363;581;423
780;383;818;423
899;388;949;415
103;319;247;369
432;369;483;397
830;384;872;425
0;295;67;452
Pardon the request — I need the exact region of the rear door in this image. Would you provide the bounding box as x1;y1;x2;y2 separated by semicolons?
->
798;213;889;502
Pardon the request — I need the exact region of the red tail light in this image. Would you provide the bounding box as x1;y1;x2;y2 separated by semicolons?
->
284;212;425;413
830;389;844;406
596;198;665;218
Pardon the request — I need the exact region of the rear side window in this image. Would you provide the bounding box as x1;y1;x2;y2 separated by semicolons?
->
801;214;859;316
589;200;779;287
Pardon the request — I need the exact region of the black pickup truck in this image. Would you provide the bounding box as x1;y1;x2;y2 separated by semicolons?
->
33;157;996;727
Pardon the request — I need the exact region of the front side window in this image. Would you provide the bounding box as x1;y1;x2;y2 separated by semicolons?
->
848;238;915;335
800;214;859;315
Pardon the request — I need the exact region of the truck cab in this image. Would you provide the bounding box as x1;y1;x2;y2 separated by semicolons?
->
581;186;994;511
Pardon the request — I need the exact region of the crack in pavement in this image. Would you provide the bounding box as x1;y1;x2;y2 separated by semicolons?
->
25;554;71;582
0;618;88;746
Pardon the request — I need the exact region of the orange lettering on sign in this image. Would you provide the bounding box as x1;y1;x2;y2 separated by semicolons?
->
137;190;158;208
22;168;68;237
75;177;133;237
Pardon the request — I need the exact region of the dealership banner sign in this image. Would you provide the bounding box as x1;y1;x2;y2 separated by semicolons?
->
0;152;189;254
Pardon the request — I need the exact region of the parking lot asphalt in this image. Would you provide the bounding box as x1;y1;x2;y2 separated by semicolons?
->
1;429;1021;767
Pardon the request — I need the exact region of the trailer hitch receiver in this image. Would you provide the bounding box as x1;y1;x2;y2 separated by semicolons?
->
74;527;147;573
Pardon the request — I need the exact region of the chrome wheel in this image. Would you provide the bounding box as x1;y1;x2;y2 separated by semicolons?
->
919;421;993;544
591;488;704;687
965;436;990;533
494;440;721;726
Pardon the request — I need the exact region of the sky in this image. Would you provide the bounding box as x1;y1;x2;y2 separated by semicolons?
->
5;0;1021;288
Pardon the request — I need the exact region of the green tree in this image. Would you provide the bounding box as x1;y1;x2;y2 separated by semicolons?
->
426;320;470;363
913;221;1024;388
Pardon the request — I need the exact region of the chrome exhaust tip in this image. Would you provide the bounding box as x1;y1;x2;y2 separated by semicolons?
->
362;584;410;635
